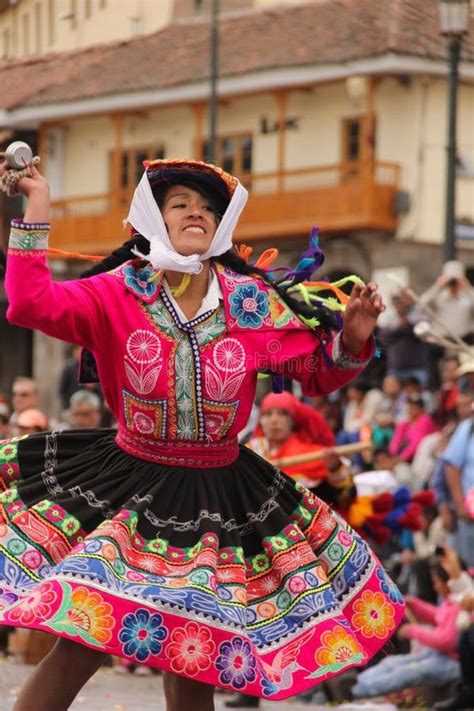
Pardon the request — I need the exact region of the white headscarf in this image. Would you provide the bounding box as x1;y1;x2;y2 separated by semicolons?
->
126;169;248;274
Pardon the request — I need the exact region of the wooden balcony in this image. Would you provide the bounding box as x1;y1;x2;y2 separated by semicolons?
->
49;161;400;255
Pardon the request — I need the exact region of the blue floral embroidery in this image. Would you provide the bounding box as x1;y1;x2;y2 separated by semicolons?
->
377;567;404;605
229;284;269;328
122;265;158;298
119;608;167;662
215;637;257;690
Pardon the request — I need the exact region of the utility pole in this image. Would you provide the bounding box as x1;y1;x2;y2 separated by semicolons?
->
207;0;219;163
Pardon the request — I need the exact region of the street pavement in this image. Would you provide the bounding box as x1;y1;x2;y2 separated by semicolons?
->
0;659;398;711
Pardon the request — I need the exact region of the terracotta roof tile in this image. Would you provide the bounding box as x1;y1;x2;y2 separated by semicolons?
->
0;45;118;110
1;0;473;112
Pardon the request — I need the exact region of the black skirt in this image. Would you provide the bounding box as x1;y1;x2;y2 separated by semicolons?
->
0;429;404;699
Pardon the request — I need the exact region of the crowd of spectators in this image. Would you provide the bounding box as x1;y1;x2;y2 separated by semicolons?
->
224;263;474;709
0;263;473;710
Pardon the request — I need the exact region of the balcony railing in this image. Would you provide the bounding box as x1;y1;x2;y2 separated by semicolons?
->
49;160;400;254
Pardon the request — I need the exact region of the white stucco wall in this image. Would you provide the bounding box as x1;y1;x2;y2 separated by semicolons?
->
374;76;474;246
59;106;195;197
0;0;314;60
0;0;172;58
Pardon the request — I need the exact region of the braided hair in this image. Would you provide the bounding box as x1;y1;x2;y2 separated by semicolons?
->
0;248;5;279
81;179;337;334
81;235;149;278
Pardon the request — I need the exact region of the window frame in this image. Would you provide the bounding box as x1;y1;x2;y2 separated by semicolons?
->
109;144;166;204
199;132;253;187
341;115;376;180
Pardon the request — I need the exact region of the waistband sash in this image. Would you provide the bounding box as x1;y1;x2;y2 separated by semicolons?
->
116;427;239;468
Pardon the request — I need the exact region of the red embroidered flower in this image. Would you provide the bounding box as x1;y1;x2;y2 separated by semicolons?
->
165;621;215;676
1;462;19;482
9;581;57;625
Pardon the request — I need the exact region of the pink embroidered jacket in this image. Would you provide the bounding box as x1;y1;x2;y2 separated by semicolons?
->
6;223;374;468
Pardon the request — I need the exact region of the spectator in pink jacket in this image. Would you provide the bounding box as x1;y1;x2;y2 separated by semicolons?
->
352;561;461;698
389;393;438;463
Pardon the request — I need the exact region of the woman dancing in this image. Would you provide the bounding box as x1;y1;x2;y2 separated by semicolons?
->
0;156;404;710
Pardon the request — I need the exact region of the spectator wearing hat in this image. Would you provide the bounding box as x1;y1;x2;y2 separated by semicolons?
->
247;391;335;484
389;394;438;464
420;260;474;343
457;355;474;394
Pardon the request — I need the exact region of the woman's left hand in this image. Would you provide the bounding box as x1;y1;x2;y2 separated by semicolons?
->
342;282;385;356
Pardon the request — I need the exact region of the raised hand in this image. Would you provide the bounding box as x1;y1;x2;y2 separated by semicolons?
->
342;281;385;356
0;157;49;198
0;157;50;223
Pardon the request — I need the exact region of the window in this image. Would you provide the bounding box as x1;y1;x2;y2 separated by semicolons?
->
85;0;92;20
201;134;252;187
342;117;362;162
111;145;165;198
341;116;376;179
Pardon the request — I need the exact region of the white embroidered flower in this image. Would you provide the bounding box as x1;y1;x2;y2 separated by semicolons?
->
216;568;235;583
126;329;162;364
260;575;279;594
140;555;162;573
213;338;245;373
320;511;335;532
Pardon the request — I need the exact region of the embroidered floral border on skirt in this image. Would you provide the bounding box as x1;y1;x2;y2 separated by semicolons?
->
0;429;404;699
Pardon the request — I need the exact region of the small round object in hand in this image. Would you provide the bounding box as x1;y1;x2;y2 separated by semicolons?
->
5;141;33;169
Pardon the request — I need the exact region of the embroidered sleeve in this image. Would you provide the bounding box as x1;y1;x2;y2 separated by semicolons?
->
6;222;107;350
9;221;50;254
331;331;373;369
